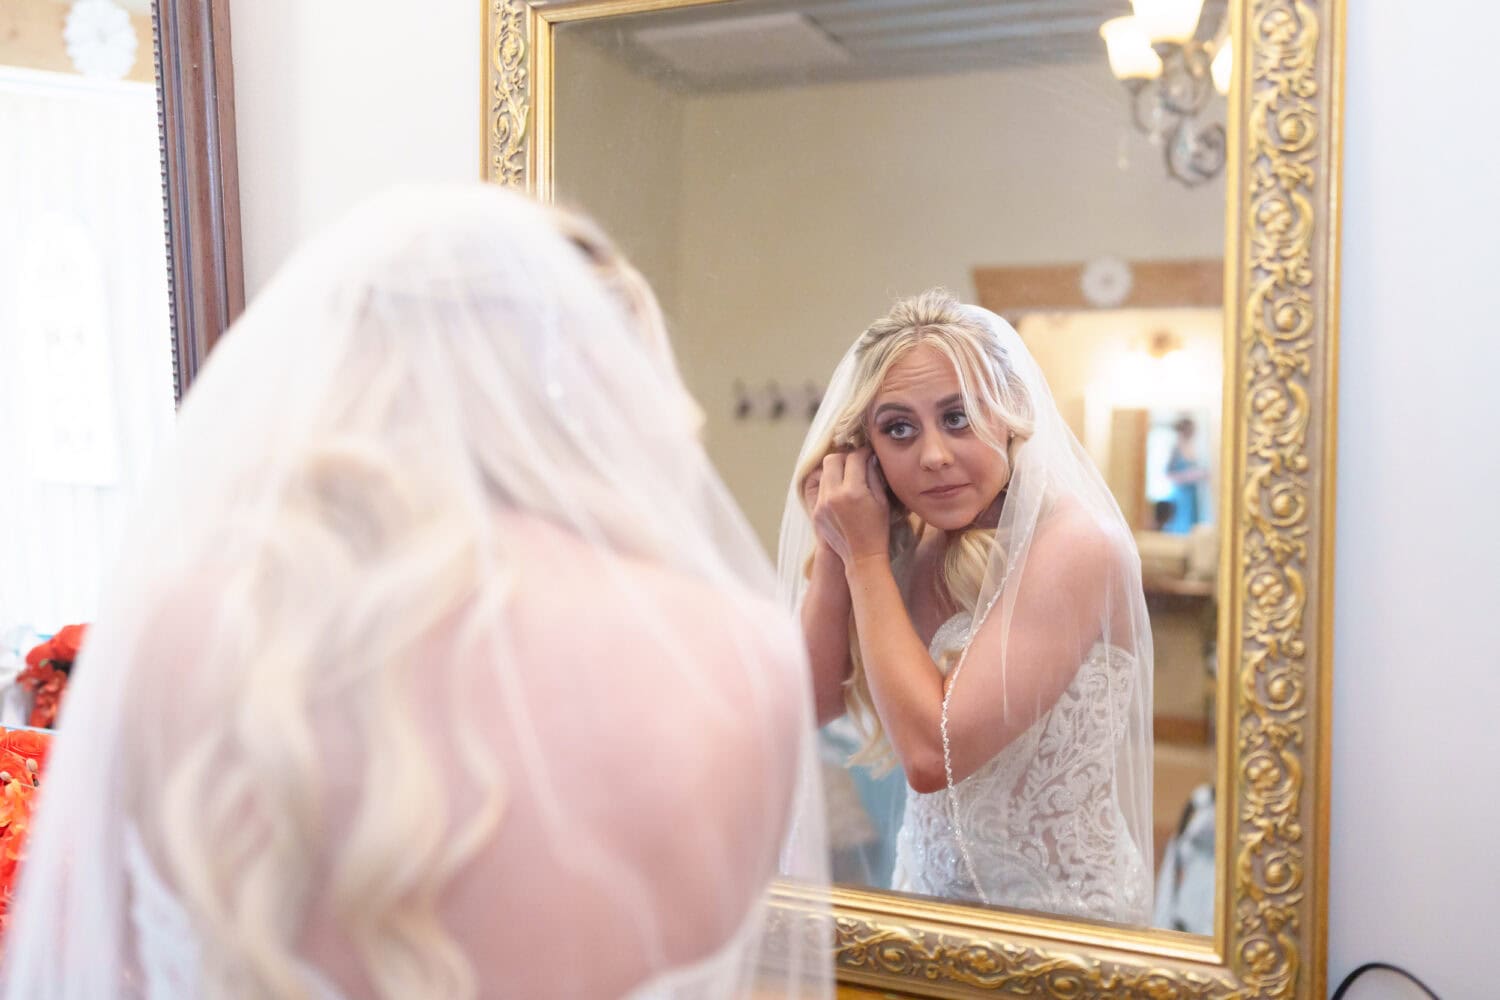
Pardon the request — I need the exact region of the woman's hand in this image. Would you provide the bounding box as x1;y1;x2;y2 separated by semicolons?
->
800;464;825;516
802;465;843;572
811;448;890;567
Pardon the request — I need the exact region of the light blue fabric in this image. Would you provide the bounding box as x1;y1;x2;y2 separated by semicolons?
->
1164;448;1202;534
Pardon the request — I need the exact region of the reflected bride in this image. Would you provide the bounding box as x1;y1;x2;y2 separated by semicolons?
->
781;289;1154;923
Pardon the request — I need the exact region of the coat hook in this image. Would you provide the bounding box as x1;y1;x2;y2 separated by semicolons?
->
767;379;787;420
733;379;753;420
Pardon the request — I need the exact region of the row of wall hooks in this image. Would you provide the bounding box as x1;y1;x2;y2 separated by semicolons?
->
732;379;825;423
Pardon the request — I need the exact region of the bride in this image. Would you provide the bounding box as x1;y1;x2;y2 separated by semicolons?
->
781;289;1153;923
2;185;831;999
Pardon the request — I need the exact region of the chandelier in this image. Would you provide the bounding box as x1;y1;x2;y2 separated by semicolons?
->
1099;0;1232;187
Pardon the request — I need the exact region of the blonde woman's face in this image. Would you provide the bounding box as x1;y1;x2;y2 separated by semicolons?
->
866;344;1011;531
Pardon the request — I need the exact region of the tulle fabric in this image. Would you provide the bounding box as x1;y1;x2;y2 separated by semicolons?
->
2;184;831;998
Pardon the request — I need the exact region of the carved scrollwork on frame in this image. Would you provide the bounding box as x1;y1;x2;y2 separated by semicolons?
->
764;887;1248;999
487;0;530;189
833;917;1246;999
1231;1;1333;998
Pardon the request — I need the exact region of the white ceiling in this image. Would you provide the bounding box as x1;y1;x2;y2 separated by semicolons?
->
568;0;1229;91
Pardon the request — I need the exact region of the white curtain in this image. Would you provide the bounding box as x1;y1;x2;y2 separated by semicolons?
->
0;66;174;682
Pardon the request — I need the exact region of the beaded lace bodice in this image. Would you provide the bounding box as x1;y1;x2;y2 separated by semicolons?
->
889;614;1150;923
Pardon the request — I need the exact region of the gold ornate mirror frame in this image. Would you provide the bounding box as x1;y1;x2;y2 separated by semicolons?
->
484;0;1342;994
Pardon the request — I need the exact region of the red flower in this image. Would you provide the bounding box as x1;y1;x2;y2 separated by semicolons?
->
0;728;50;944
18;625;87;729
23;624;87;671
48;624;87;663
0;780;37;912
0;732;49;780
16;664;66;729
22;640;53;671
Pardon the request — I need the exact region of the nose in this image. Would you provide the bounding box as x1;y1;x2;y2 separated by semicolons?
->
920;433;954;471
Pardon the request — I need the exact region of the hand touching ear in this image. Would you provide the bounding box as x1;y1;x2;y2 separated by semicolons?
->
811;448;891;566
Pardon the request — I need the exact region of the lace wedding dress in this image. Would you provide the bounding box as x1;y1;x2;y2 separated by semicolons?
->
889;613;1151;924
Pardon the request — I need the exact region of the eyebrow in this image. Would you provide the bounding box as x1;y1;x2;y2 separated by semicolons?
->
872;393;964;421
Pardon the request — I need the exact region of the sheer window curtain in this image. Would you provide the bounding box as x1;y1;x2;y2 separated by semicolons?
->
0;67;174;718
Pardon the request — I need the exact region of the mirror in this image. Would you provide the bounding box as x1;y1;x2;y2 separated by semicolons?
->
550;0;1227;935
495;0;1341;991
0;0;240;728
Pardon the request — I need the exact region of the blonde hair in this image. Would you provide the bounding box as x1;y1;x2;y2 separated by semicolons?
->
796;289;1036;771
138;197;686;999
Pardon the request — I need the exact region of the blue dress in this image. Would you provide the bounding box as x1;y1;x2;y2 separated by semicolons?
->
1165;448;1202;534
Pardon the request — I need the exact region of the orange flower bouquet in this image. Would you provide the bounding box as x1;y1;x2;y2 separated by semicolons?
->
18;624;87;729
0;727;52;939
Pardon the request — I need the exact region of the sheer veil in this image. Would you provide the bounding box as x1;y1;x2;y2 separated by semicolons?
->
2;184;831;998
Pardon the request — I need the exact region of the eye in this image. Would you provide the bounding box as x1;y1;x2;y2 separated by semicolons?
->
942;409;970;431
880;419;916;441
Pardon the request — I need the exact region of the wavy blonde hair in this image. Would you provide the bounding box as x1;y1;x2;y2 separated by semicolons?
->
796;289;1036;771
136;199;686;1000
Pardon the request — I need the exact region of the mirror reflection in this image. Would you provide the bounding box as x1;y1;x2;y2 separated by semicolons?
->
0;0;174;727
554;0;1227;934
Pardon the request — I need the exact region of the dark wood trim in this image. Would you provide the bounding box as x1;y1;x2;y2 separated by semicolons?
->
154;0;244;403
1155;715;1213;746
972;258;1223;319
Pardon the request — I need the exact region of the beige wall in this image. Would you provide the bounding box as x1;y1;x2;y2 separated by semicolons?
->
554;35;687;314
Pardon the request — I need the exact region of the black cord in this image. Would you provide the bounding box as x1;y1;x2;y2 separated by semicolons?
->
1330;962;1441;1000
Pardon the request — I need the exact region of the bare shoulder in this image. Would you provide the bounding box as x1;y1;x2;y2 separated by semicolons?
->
1026;498;1128;590
475;513;805;976
501;513;802;694
497;513;807;793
